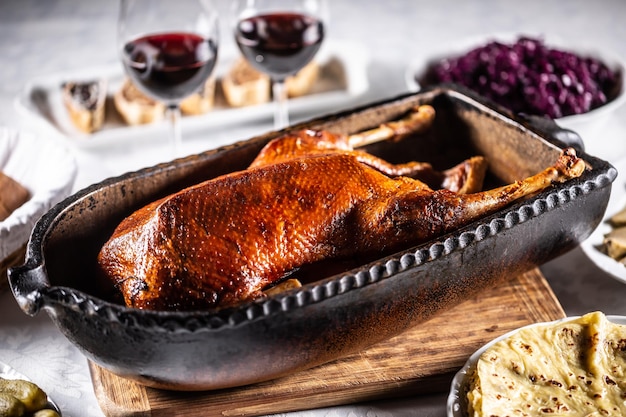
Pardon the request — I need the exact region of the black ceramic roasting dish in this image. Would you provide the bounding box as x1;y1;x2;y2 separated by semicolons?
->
9;86;616;391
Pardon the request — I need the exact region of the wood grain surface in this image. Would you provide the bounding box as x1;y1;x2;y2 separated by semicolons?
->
89;268;565;417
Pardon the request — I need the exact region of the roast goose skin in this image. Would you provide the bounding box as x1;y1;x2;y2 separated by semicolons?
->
249;106;488;194
97;106;586;311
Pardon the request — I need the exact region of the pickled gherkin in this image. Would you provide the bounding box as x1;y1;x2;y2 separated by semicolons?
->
0;376;59;417
0;378;47;413
32;410;60;417
0;392;25;417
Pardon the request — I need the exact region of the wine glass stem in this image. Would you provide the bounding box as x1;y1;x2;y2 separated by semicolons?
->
272;79;289;130
166;104;182;157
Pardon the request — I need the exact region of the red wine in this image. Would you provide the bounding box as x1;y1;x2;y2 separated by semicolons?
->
235;12;324;80
122;32;217;102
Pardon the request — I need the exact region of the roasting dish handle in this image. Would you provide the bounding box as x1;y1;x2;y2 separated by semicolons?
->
518;113;585;153
8;259;47;316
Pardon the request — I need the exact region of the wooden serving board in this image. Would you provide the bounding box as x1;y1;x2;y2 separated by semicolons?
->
89;268;565;417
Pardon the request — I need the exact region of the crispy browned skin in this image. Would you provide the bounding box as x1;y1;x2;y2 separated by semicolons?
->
250;105;438;173
250;106;487;193
97;137;585;311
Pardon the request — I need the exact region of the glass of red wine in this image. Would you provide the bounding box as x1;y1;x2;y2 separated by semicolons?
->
118;0;219;156
233;0;327;129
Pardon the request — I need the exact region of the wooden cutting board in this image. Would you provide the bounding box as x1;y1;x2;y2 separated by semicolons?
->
89;268;565;417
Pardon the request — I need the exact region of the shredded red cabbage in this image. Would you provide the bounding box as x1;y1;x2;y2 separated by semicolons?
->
427;37;620;118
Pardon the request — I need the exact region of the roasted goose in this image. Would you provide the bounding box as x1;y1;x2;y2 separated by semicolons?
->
249;106;488;194
97;106;586;311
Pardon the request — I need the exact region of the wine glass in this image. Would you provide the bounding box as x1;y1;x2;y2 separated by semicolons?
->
233;0;327;129
118;0;219;157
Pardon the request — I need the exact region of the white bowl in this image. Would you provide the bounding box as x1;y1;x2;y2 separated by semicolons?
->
0;127;77;263
405;33;625;160
447;315;626;417
580;156;626;284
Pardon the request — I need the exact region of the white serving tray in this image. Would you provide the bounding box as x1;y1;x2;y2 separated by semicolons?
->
14;40;370;150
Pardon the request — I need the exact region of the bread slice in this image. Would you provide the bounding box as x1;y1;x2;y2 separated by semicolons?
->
181;77;216;116
114;78;165;125
0;171;30;221
604;226;626;260
221;57;270;107
62;79;107;133
286;60;319;97
609;206;626;227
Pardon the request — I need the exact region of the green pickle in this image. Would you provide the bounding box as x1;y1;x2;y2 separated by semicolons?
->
32;410;60;417
0;392;26;417
0;378;48;413
0;377;57;417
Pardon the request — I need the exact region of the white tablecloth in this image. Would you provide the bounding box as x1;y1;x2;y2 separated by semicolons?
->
1;0;626;416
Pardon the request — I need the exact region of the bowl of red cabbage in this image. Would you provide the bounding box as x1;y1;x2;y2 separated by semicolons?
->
406;34;625;159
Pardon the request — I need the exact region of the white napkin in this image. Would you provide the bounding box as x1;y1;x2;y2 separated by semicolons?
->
0;127;77;259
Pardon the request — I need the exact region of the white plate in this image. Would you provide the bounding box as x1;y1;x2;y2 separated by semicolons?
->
0;360;62;416
0;127;77;261
580;157;626;283
447;315;626;417
404;33;626;159
14;40;370;150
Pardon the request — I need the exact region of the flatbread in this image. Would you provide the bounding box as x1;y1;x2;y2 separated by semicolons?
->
467;312;626;416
